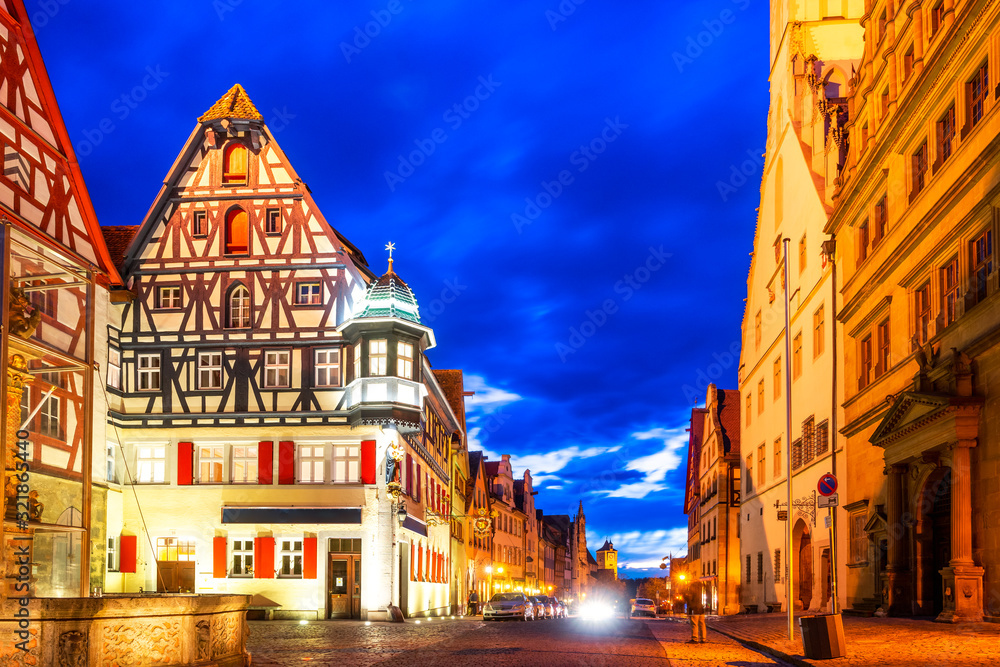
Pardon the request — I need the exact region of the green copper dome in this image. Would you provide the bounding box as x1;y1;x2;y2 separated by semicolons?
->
354;258;421;323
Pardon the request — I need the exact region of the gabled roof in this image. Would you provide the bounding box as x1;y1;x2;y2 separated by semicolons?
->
199;83;264;123
468;450;484;485
683;408;707;515
597;540;614;552
0;0;122;285
715;388;742;456
432;369;467;434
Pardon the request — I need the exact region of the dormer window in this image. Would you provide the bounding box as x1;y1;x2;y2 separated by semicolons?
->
225;207;249;255
223;143;248;185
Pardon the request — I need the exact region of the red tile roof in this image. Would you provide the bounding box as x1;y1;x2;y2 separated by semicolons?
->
716;388;742;456
100;226;139;273
199;84;264;123
432;369;467;433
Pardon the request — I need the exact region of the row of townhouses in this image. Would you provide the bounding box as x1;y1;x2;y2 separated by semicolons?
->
685;0;1000;624
0;0;603;621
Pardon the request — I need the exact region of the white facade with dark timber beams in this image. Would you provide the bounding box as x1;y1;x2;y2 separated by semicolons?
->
102;84;463;621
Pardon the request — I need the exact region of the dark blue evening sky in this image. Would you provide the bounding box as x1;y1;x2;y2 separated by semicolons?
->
33;0;768;576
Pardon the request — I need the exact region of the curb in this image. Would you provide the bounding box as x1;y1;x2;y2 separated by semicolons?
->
707;624;814;667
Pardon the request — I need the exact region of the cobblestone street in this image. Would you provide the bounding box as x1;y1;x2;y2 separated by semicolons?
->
247;617;788;666
708;614;1000;667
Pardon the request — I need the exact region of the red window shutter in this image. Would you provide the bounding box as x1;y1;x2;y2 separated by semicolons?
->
213;537;227;578
258;441;273;484
410;542;415;581
278;441;294;485
416;464;422;501
177;442;193;485
360;440;376;484
254;537;275;578
417;544;423;580
119;534;137;573
303;537;317;579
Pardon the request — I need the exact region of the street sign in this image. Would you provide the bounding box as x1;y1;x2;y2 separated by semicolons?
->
817;493;839;508
777;510;788;521
818;473;838;497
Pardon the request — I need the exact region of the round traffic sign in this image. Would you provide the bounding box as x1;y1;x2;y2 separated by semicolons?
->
818;474;838;497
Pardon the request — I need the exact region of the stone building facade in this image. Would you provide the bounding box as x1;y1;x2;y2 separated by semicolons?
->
828;0;1000;622
737;0;863;614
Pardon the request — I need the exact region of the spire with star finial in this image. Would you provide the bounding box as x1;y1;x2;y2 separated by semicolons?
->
385;241;395;274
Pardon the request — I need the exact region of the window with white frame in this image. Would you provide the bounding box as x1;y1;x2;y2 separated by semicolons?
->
353;343;361;379
138;354;161;391
199;446;224;483
106;443;116;483
397;341;414;379
227;285;251;329
369;339;387;376
295;282;322;306
136;446;166;483
108;348;121;390
39;394;60;438
156;285;182;309
315;349;340;387
232;445;258;483
107;536;118;571
232;540;254;577
198;351;223;390
332;444;361;483
299;445;325;483
279;540;303;577
264;350;290;388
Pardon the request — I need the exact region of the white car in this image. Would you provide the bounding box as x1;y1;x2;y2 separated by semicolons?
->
630;598;656;618
483;593;534;621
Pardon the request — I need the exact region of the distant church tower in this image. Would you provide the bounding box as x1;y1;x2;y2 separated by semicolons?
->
596;540;618;580
570;501;590;600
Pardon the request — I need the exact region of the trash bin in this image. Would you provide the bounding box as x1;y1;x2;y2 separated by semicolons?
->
798;613;846;659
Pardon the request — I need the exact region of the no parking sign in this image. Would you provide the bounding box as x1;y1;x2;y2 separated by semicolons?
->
818;474;838;497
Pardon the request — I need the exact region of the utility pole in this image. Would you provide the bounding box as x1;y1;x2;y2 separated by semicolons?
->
823;237;840;616
782;237;794;642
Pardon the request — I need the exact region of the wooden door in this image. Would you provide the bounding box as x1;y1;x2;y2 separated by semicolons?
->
329;556;362;619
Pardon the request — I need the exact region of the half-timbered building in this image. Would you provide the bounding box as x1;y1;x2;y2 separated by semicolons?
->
103;84;464;621
0;0;123;602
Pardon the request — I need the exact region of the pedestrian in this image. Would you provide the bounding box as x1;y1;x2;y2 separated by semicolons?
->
468;589;479;616
683;580;706;644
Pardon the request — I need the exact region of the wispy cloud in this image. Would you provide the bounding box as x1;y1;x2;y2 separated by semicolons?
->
595;427;688;498
464;373;522;415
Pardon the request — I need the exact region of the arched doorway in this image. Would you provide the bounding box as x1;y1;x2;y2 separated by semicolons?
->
915;468;951;615
793;519;812;610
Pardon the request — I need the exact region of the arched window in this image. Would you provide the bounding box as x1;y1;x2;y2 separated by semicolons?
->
225;207;248;255
223;143;248;185
227;284;251;329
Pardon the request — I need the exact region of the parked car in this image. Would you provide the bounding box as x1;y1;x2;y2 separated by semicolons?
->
530;596;554;619
630;598;657;618
547;596;566;618
484;593;534;621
